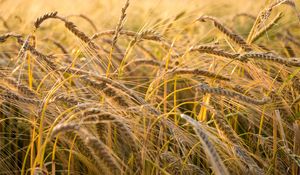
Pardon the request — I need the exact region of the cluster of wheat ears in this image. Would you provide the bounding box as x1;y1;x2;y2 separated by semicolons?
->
0;0;300;174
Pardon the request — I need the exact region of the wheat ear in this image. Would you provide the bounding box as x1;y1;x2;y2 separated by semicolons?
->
34;11;58;29
0;85;39;104
197;83;270;105
58;67;160;115
123;59;166;70
197;15;252;51
166;68;230;81
51;123;123;174
233;13;256;20
251;13;283;43
102;85;131;108
91;30;164;45
177;45;241;61
67;14;98;31
293;120;300;174
34;12;99;49
79;128;123;174
111;0;130;48
239;52;300;66
181;114;230;175
269;0;296;9
17;38;59;70
0;72;36;96
211;112;263;174
82;112;140;163
0;32;22;42
49;94;81;106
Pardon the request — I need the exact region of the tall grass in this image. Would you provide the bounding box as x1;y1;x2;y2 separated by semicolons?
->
0;0;300;174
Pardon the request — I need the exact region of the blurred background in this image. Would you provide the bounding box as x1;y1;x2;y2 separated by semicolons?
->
0;0;267;32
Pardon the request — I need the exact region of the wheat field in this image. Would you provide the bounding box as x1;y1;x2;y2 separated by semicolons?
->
0;0;300;174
